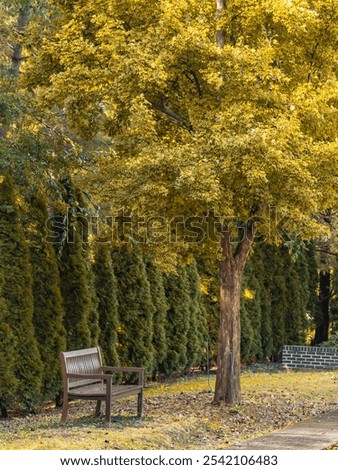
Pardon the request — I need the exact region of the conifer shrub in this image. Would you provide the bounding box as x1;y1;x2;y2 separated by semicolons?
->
0;271;17;417
58;178;96;350
320;331;338;347
162;267;190;375
144;256;168;377
93;242;119;365
28;193;66;400
112;244;155;375
0;173;42;411
185;261;207;372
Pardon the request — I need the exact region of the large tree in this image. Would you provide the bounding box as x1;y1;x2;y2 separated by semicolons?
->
25;0;338;404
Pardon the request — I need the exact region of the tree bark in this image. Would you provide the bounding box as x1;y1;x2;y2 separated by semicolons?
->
0;6;30;139
216;0;226;47
213;222;256;405
12;6;30;74
314;270;330;344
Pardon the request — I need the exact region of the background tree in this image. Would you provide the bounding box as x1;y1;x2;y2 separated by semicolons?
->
0;173;42;411
162;268;190;375
58;177;98;350
112;245;155;375
0;271;17;417
28;192;66;400
144;256;169;378
186;261;208;372
312;212;338;344
241;250;264;362
93;242;119;365
284;246;309;345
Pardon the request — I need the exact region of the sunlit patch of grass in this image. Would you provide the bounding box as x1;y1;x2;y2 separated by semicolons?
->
0;369;337;450
325;443;338;450
145;376;216;397
241;369;338;402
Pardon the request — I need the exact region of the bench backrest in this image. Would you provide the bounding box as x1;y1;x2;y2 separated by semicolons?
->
60;346;103;390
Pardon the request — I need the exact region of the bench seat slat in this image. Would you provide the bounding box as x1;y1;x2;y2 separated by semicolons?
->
69;384;142;398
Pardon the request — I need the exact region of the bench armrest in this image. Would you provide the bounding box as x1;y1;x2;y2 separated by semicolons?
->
101;367;145;385
66;373;112;381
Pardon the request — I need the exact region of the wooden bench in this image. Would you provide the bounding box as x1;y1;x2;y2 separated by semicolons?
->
59;346;144;427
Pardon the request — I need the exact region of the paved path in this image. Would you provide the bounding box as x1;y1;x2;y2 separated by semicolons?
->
229;409;338;450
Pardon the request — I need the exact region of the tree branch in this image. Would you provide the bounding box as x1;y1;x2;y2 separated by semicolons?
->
191;71;202;97
12;7;30;73
149;95;193;132
316;248;338;257
234;203;266;269
234;219;257;270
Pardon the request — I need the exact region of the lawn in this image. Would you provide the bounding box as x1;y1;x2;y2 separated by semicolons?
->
0;368;337;450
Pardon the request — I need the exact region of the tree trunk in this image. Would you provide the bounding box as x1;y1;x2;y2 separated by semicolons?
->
12;7;30;74
213;224;255;405
216;0;226;47
213;251;242;404
314;270;330;344
0;6;30;139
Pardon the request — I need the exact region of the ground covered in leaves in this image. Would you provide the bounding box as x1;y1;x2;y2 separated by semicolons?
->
0;368;337;450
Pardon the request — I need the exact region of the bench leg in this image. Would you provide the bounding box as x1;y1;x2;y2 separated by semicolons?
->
137;390;143;418
95;400;102;417
60;395;69;424
104;394;112;427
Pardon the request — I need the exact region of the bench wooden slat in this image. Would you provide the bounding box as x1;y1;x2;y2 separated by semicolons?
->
69;384;142;398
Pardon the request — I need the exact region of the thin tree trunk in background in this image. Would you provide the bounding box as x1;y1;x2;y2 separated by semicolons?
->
0;6;30;138
314;270;330;344
12;6;30;74
216;0;226;47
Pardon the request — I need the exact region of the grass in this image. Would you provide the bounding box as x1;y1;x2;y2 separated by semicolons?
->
0;368;337;450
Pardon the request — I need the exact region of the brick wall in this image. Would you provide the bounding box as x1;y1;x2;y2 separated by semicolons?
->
282;345;338;370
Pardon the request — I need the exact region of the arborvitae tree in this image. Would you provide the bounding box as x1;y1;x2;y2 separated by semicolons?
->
248;273;263;360
162;267;190;375
265;245;287;359
285;246;309;344
240;300;255;364
284;257;305;344
28;193;66;400
75;187;100;345
112;244;155;375
87;264;100;345
311;238;332;345
306;241;320;332
241;249;263;362
259;280;273;359
196;259;220;366
58;178;95;350
296;245;312;315
0;271;17;417
0;173;42;410
144;256;168;376
185;261;207;371
93;242;119;366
